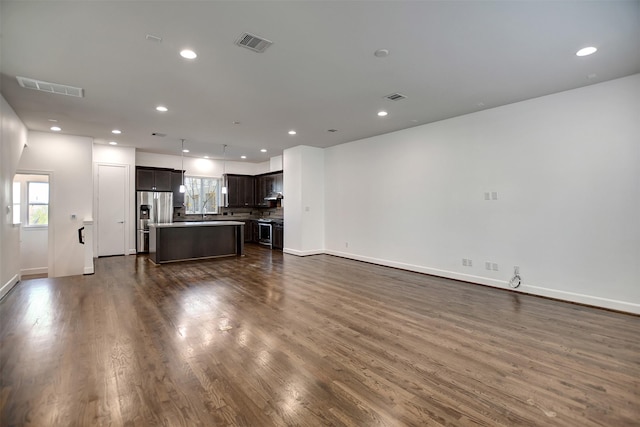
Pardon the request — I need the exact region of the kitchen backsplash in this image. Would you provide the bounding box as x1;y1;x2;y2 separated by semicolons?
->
173;205;283;222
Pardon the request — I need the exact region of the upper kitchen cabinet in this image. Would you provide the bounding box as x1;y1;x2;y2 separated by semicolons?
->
136;167;172;191
225;174;255;207
171;170;185;207
255;171;283;207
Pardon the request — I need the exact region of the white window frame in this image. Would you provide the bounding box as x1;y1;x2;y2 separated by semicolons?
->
184;176;222;215
27;181;49;227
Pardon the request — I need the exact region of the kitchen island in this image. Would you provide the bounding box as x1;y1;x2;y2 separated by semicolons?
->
148;221;244;264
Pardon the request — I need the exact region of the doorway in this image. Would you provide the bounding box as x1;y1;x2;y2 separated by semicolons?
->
14;173;50;278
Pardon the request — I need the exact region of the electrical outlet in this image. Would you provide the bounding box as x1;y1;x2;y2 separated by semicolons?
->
485;262;491;270
514;266;520;275
491;191;498;200
462;258;468;266
345;242;349;248
484;192;490;200
492;263;499;271
468;259;472;267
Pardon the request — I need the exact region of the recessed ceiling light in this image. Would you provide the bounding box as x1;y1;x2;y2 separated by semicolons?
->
180;49;197;59
288;130;297;135
111;129;121;134
109;141;118;145
156;105;168;112
374;49;390;58
50;126;62;131
241;155;247;159
260;149;267;153
377;111;388;117
182;149;189;153
576;46;597;57
48;119;58;122
204;156;209;159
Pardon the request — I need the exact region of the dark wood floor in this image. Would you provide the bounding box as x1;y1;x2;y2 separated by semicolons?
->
1;244;639;426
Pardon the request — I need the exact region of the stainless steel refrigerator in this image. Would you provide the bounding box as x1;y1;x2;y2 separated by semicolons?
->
137;191;173;253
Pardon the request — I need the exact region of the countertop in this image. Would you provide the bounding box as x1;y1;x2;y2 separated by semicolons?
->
150;221;245;228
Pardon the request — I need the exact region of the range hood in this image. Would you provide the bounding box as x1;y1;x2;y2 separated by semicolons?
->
264;192;283;201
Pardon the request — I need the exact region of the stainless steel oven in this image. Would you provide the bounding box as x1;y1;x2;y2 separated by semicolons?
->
258;220;272;248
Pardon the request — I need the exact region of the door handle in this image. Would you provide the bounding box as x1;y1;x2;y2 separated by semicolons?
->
117;221;125;224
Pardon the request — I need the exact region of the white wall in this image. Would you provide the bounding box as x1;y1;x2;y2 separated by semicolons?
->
18;132;93;278
270;155;283;172
20;228;48;275
324;74;640;314
136;152;270;176
0;95;27;299
284;146;325;255
93;144;136;255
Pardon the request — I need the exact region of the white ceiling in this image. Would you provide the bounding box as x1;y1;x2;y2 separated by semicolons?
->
2;1;639;162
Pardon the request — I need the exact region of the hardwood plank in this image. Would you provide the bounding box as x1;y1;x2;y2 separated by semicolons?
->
1;245;639;426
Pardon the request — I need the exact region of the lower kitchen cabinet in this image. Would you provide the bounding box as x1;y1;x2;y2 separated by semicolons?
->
272;224;283;250
244;220;254;242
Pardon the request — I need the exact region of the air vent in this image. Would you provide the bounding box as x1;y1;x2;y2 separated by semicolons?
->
385;93;407;101
17;76;84;97
235;32;273;53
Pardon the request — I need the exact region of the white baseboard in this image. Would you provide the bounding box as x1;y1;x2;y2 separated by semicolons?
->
283;247;325;256
324;250;640;315
20;267;48;276
0;274;20;300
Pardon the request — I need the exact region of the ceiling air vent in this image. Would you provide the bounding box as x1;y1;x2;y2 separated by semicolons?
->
385;93;407;101
17;76;84;97
235;32;273;53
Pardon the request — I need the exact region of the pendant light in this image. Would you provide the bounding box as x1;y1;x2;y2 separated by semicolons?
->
221;144;228;194
179;139;186;193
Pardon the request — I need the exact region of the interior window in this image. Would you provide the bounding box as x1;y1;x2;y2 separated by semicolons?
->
27;182;49;226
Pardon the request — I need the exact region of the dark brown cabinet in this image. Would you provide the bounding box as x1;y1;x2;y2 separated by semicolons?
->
255;172;283;207
136;167;172;191
171;171;185;207
252;221;259;242
244;220;254;242
225;174;255;207
272;224;284;250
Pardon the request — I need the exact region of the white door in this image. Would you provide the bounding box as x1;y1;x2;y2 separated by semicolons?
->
98;164;126;256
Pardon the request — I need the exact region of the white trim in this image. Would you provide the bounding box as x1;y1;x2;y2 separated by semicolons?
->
324;250;640;315
0;274;20;300
20;267;48;275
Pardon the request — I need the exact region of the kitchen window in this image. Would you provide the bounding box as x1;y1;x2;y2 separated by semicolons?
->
184;176;221;214
27;182;49;226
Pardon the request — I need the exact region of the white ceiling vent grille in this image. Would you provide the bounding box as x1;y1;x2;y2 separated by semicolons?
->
17;76;84;97
385;93;407;101
235;32;273;53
